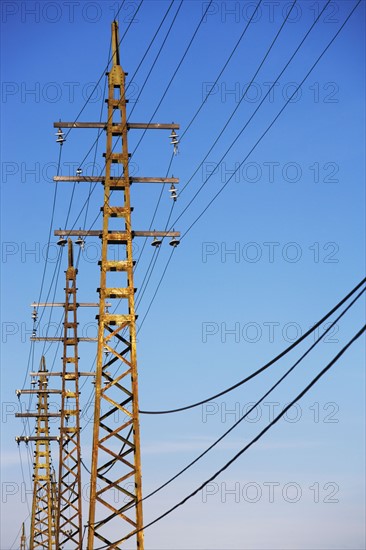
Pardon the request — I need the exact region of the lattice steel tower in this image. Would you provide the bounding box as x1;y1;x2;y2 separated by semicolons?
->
56;239;83;549
20;523;27;550
86;21;145;548
16;356;58;550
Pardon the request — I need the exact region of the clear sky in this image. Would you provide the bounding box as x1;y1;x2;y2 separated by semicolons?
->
1;1;365;549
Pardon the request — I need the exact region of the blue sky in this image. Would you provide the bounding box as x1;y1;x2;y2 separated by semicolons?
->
1;1;365;548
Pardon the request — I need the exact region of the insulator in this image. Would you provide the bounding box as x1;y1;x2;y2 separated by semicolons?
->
75;235;85;249
169;129;179;154
32;308;37;322
57;233;67;246
151;236;162;247
76;167;82;176
55;128;66;144
32;330;37;338
169;236;180;247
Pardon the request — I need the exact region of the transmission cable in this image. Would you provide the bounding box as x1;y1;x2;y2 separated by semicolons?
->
140;276;365;413
74;0;176;173
125;284;366;510
180;0;263;142
62;0;142;141
33;145;62;320
179;0;360;237
95;322;366;547
8;514;30;550
171;0;331;227
178;0;302;199
140;0;355;324
17;446;31;515
124;0;325;326
129;0;212;158
135;325;366;540
102;0;261;298
124;0;296;319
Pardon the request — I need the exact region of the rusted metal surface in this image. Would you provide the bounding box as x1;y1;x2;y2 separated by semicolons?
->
53;176;179;184
56;240;83;550
29;371;95;377
16;412;61;418
54;230;180;238
30;337;97;342
16;436;60;442
53;122;180;130
31;302;103;307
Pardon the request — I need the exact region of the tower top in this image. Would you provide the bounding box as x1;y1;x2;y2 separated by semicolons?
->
111;20;120;67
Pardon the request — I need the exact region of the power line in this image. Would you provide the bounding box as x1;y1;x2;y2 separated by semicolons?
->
62;0;142;141
9;515;30;550
128;0;328;331
127;0;295;321
129;0;212;158
172;0;330;224
74;0;176;173
17;446;31;516
137;247;176;335
129;284;366;507
105;0;260;305
117;324;366;544
179;0;360;238
137;0;357;328
140;276;366;413
33;145;63;319
180;0;263;143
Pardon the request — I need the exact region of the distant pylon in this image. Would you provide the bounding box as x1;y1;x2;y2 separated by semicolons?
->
56;240;83;549
29;356;57;549
20;522;27;550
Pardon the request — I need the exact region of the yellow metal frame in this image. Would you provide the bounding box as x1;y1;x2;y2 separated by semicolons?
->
87;21;144;549
29;357;57;550
56;240;83;549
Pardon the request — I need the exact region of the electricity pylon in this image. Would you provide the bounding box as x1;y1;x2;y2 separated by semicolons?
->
16;356;58;549
52;20;180;548
20;523;27;550
19;247;101;548
56;239;83;549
